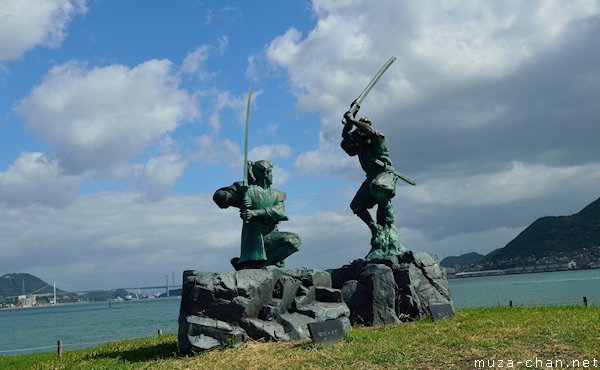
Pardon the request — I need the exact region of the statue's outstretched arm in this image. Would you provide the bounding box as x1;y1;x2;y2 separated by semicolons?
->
213;182;243;209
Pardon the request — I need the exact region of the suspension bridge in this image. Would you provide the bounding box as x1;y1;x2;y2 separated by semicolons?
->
3;273;181;306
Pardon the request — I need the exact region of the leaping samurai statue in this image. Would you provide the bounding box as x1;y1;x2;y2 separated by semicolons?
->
340;57;416;259
213;86;301;270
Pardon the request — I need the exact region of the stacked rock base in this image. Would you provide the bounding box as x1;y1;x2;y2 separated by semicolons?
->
178;267;351;353
331;250;453;326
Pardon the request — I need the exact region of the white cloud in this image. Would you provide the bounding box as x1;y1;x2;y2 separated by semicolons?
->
0;183;566;292
267;28;302;68
400;225;525;261
0;192;367;289
194;135;293;184
204;87;264;133
217;35;229;55
407;161;600;207
248;144;291;161
138;136;189;202
0;0;87;61
208;90;246;132
139;153;187;202
16;59;199;178
204;8;213;24
194;135;241;167
391;162;600;242
180;45;212;77
272;166;290;186
265;123;280;135
0;152;81;207
268;1;600;173
286;211;372;269
295;145;355;177
246;54;261;82
404;1;600;79
0;193;241;290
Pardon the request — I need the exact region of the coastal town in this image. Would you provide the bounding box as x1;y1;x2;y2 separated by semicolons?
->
445;246;600;278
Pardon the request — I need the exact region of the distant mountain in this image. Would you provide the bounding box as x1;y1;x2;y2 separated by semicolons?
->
0;273;57;297
440;252;485;268
0;273;140;303
485;197;600;263
0;273;151;303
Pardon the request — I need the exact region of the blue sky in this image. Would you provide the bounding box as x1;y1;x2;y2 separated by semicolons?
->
1;0;600;291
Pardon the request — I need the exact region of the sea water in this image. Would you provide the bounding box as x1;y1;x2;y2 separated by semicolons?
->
1;269;599;355
0;297;179;355
448;268;600;308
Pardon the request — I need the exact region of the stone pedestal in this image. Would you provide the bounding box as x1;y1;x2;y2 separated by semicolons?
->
178;267;350;353
330;250;453;326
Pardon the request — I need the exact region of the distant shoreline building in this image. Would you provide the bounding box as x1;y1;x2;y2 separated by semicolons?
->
17;295;36;307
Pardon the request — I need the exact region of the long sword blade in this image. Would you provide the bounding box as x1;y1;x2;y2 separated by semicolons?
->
243;85;253;186
349;56;396;117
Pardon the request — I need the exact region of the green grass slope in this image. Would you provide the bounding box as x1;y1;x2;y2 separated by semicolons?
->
2;306;598;369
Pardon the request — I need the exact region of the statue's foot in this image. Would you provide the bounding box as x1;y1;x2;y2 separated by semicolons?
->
365;245;384;260
365;223;410;260
368;222;383;237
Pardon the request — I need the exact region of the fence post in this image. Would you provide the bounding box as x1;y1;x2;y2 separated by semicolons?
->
57;339;62;358
583;296;588;307
509;300;513;307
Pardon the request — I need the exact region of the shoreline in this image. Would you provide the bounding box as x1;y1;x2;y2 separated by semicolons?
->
0;295;181;311
447;265;600;279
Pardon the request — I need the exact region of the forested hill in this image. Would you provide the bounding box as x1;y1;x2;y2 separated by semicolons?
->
440;252;484;268
485;197;600;262
0;273;55;297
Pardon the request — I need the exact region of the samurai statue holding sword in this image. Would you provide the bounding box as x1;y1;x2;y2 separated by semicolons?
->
212;86;300;270
213;161;301;270
340;57;415;259
341;109;409;259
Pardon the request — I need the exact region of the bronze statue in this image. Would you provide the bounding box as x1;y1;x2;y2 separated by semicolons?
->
340;57;415;259
211;87;299;270
213;160;300;270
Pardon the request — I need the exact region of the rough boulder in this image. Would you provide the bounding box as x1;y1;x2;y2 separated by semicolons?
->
330;250;453;326
178;267;350;353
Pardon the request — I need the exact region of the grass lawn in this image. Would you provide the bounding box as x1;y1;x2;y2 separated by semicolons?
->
1;306;598;369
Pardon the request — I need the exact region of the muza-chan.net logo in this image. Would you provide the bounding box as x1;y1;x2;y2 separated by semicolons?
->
474;357;599;368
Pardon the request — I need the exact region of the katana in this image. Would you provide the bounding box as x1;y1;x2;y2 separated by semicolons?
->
243;85;252;188
239;84;264;266
343;56;396;123
241;85;253;224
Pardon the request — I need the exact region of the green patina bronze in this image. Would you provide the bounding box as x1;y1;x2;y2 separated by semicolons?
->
213;86;299;270
341;112;410;259
341;112;413;259
213;160;301;270
213;87;299;270
340;58;415;259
